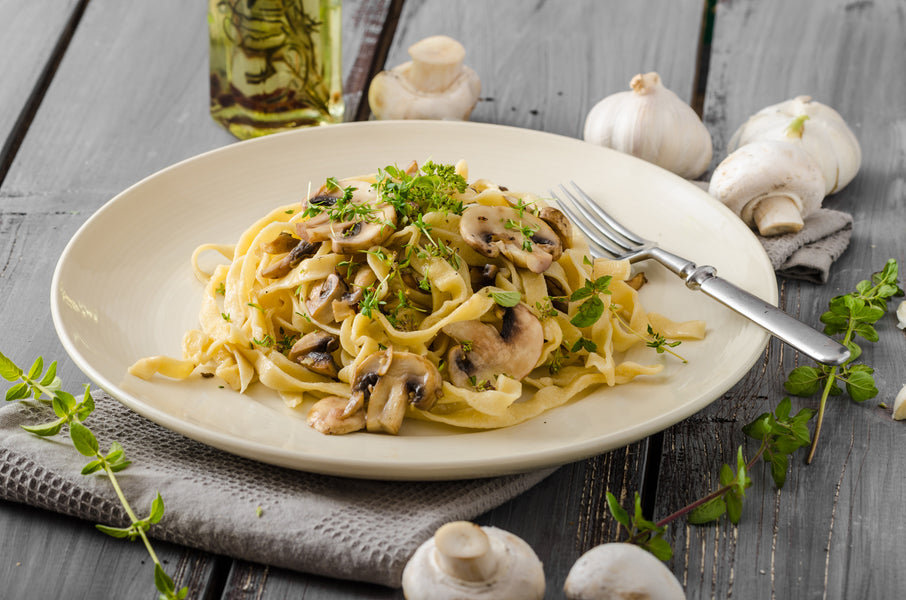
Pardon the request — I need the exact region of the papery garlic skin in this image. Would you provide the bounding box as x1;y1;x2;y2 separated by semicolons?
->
728;96;861;195
893;384;906;420
583;72;713;179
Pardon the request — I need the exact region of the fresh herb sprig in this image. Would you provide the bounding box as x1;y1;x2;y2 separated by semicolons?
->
603;259;901;561
784;259;902;462
1;351;187;600
606;398;815;560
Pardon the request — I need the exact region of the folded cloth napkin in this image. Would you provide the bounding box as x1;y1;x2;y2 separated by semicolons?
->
758;208;853;284
0;391;554;588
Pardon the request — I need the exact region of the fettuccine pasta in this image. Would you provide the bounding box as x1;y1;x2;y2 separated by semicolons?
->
129;160;704;435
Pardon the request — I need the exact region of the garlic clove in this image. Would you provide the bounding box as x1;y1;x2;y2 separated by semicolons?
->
402;521;545;600
368;35;481;121
583;72;713;180
728;95;861;195
894;383;906;420
896;300;906;330
708;140;826;236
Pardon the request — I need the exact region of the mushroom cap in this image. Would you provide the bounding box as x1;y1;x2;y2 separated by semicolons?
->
402;522;545;600
296;180;398;253
368;34;480;121
350;349;443;434
307;396;366;435
728;95;861;194
708;140;826;229
563;543;684;600
443;303;544;387
306;273;348;323
368;66;481;121
459;204;562;273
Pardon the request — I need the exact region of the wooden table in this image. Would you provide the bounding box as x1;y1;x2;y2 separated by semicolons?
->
2;0;903;597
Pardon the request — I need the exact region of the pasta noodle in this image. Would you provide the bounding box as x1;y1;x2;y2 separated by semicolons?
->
129;160;705;434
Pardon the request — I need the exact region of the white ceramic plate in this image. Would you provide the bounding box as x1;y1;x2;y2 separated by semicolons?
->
51;121;774;480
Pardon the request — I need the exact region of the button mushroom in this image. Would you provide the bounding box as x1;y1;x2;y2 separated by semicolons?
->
260;235;318;279
367;35;481;121
296;181;397;253
460;205;563;273
288;331;340;378
443;303;544;388
306;273;347;323
563;543;684;600
708;140;826;236
345;349;442;434
307;396;366;435
402;521;545;600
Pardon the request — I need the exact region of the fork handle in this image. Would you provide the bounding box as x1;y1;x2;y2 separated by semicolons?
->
674;260;850;366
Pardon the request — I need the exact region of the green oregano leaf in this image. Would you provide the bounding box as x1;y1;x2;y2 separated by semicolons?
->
0;351;22;381
489;290;521;307
69;421;99;457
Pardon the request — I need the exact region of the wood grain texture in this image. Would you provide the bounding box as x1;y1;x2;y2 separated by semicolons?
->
0;0;82;176
659;0;906;598
372;0;706;136
0;0;392;598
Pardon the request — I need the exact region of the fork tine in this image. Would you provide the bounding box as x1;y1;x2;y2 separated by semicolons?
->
550;195;622;258
552;184;637;254
566;181;647;246
554;184;636;254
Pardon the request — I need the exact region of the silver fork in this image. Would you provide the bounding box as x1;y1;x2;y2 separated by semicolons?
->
550;181;850;366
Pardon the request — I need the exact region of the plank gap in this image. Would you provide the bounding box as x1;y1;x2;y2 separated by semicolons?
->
0;0;89;187
352;0;406;122
640;431;664;519
690;0;717;116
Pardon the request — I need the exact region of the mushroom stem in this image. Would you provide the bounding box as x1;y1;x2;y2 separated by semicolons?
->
433;522;499;583
752;194;804;236
408;35;466;93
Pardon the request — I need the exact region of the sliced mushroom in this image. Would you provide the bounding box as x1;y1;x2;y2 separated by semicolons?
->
469;264;499;290
306;273;347;323
296;180;397;253
262;231;300;254
626;271;648;290
537;206;572;248
332;267;378;320
260;237;318;279
460;205;562;273
288;331;340;378
307;396;366;435
345;349;442;434
443;303;544;388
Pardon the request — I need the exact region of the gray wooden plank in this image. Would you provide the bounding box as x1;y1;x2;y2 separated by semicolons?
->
1;0;390;208
0;0;394;598
0;500;221;599
658;0;906;598
377;0;706;136
0;0;81;173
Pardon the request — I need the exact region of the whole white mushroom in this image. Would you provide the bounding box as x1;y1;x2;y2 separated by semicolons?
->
708;140;826;236
402;521;545;600
368;35;481;121
564;542;684;600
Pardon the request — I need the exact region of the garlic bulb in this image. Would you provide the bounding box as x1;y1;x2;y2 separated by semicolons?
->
728;96;861;195
583;72;713;179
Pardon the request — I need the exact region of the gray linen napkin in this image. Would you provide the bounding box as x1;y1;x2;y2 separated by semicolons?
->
0;391;554;588
758;208;853;284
